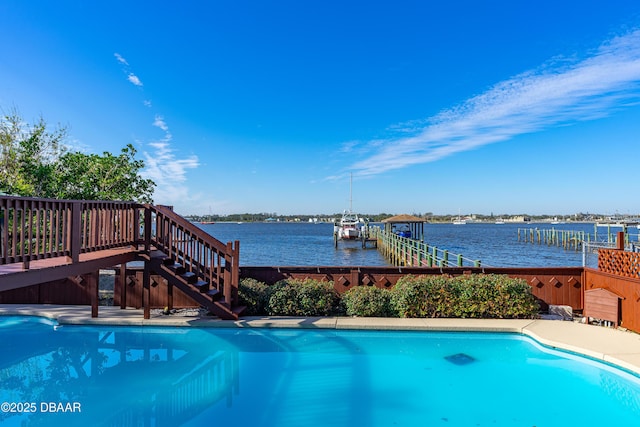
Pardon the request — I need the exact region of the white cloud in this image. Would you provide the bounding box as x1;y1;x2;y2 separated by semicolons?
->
127;73;143;87
141;141;200;207
153;115;169;132
345;29;640;177
114;52;129;66
112;52;202;210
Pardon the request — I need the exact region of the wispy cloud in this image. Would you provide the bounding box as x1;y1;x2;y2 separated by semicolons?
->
153;115;169;132
113;52;201;207
345;29;640;177
127;73;143;87
114;52;128;66
114;53;143;87
141;139;200;206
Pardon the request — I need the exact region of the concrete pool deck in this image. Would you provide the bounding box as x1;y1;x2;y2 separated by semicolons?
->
2;304;640;376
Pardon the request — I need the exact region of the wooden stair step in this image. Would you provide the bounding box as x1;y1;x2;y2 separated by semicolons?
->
180;271;198;284
232;305;246;315
206;289;222;300
167;263;186;275
150;250;168;260
161;257;175;266
195;281;209;292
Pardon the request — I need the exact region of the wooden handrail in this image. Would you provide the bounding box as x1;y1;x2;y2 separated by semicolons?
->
146;204;240;307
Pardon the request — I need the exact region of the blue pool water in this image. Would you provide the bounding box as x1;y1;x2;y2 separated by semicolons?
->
1;316;640;427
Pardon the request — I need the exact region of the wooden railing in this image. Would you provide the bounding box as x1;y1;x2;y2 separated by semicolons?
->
148;204;240;308
1;196;140;268
371;227;482;267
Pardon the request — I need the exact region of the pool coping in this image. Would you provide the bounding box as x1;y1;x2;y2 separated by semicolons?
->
2;304;640;376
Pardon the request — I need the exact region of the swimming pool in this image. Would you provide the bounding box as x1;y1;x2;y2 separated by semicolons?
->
1;316;639;426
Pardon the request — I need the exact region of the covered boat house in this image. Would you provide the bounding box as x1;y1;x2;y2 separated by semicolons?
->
381;214;426;241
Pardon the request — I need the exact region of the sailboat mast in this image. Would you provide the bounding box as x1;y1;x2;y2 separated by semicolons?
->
349;173;353;212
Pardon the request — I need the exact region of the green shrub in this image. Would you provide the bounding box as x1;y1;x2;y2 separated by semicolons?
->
452;274;539;318
238;274;538;319
342;286;393;317
265;278;340;316
390;274;539;319
389;275;454;317
238;278;269;315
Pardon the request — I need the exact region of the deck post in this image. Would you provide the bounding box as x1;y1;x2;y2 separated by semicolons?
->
119;263;127;309
143;263;151;319
70;201;82;263
223;242;233;304
617;231;625;251
143;206;152;252
166;272;174;311
89;271;99;318
350;268;360;288
231;240;240;305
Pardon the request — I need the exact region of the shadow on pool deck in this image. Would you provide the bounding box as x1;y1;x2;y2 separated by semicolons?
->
2;304;640;376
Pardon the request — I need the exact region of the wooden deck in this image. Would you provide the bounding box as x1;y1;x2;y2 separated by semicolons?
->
0;196;244;320
0;246;139;292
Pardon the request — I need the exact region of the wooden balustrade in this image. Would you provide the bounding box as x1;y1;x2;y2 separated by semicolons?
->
0;196;141;268
149;204;240;308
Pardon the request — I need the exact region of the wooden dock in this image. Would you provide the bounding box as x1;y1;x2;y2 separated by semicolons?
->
369;227;482;267
517;226;636;251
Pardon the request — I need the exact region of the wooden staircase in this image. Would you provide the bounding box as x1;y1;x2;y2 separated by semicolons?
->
0;196;245;320
148;251;245;320
146;204;245;320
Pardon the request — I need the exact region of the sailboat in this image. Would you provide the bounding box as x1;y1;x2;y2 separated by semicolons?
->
334;174;364;244
452;210;466;225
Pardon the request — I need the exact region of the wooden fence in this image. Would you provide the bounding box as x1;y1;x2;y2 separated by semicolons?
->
113;267;200;309
598;247;640;279
584;267;640;332
585;245;640;331
0;272;97;305
240;266;584;311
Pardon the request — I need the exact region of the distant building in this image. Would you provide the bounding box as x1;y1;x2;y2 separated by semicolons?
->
507;215;530;223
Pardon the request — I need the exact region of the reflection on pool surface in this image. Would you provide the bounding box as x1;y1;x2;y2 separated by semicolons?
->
1;316;639;427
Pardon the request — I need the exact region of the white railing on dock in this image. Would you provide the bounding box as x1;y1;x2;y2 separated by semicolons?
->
369;227;482;268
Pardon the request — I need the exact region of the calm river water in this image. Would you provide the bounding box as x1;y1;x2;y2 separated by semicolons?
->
198;221;635;267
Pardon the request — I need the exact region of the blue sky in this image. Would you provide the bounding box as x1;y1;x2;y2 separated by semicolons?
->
1;1;640;217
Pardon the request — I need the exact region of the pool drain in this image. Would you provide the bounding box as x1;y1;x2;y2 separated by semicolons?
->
444;353;475;365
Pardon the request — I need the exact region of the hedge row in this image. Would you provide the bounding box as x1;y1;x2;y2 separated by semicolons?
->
238;274;539;319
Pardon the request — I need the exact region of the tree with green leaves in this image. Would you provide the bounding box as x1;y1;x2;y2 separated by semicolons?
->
0;110;67;197
53;144;155;203
0;109;155;203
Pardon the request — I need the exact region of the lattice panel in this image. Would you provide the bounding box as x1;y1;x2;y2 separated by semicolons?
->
598;249;640;278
